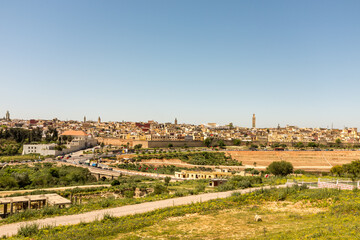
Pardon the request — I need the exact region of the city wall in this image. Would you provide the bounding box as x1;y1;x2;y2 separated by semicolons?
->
96;137;343;149
96;137;149;148
96;138;236;148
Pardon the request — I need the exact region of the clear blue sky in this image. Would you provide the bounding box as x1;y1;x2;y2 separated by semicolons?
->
1;0;360;128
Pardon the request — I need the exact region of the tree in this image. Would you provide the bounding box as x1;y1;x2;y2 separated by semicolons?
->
335;138;342;144
204;138;212;147
330;165;343;177
134;144;142;150
343;160;360;180
218;140;225;148
153;184;168;195
164;176;171;186
250;144;258;149
272;143;280;148
294;142;304;149
111;179;120;186
307;142;318;148
267;161;293;176
233;139;241;146
280;144;287;149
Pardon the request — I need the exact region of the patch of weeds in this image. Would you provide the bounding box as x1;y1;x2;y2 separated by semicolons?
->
17;223;39;237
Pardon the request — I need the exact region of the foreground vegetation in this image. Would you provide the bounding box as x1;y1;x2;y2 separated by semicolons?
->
0;174;286;226
0;163;96;190
7;185;360;239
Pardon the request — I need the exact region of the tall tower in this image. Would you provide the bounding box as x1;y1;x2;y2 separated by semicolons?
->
84;116;86;123
252;114;256;128
175;118;178;125
98;116;101;124
5;111;10;121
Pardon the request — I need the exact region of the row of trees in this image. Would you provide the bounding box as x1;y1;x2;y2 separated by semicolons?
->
204;138;226;148
0;127;61;156
0;127;59;144
330;161;360;180
0;163;96;190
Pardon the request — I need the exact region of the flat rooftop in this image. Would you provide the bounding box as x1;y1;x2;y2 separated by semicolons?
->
0;194;71;205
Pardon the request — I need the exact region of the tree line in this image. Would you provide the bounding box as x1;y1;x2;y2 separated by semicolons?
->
0;127;59;156
0;163;96;190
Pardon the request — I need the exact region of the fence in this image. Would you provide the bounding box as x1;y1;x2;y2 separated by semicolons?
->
286;178;360;190
317;178;359;190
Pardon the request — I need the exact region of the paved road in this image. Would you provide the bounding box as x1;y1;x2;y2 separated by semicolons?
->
0;184;287;237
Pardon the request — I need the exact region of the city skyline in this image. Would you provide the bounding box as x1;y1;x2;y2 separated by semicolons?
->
1;1;360;128
0;110;357;130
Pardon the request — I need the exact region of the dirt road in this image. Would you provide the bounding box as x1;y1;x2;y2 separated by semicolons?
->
0;185;287;237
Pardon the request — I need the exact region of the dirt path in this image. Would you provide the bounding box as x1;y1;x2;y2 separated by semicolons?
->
0;184;111;197
0;185;287;237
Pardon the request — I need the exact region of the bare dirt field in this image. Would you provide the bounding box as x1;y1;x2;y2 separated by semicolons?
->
138;151;360;172
226;151;360;171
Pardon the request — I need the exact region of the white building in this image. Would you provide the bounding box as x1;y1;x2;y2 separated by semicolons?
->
23;130;97;156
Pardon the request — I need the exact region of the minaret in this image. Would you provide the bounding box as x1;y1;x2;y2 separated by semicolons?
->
175;118;178;125
98;116;101;123
252;114;256;128
84;116;86;123
5;111;10;121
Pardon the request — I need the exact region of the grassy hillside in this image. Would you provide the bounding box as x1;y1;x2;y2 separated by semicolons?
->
8;185;360;239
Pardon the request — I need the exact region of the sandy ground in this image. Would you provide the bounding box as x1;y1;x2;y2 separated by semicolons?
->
138;151;360;172
226;150;360;170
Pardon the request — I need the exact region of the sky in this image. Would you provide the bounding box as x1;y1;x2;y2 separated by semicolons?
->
1;0;360;128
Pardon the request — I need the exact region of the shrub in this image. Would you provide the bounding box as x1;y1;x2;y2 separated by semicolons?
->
124;190;135;198
164;176;171;186
174;189;188;197
17;223;39;237
102;213;117;222
195;184;206;192
111;180;120;186
153;184;168;195
294;169;305;174
267;161;293;176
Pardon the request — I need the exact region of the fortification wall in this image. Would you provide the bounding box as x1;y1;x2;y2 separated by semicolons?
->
96;138;149;148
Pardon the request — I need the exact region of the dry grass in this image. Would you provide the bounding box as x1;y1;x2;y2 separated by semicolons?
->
227;151;360;170
115;201;321;240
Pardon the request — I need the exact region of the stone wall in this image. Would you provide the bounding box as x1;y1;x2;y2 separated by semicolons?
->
97;138;238;148
96;138;149;148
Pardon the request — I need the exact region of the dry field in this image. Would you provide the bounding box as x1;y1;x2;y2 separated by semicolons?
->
115;202;322;240
226;150;360;171
137;151;360;172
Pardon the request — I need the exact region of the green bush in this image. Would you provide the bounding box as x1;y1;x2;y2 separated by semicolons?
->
111;180;120;186
17;223;39;237
124;190;135;198
153;184;168;195
0;163;96;190
267;161;294;176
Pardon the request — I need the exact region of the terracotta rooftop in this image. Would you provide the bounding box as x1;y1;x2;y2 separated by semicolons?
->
61;130;88;136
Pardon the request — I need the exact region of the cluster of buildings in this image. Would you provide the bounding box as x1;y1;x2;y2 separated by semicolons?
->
1;111;360;156
22;130;97;156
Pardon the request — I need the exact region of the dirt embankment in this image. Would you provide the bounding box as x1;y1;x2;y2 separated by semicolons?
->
136;151;360;172
225;151;360;171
